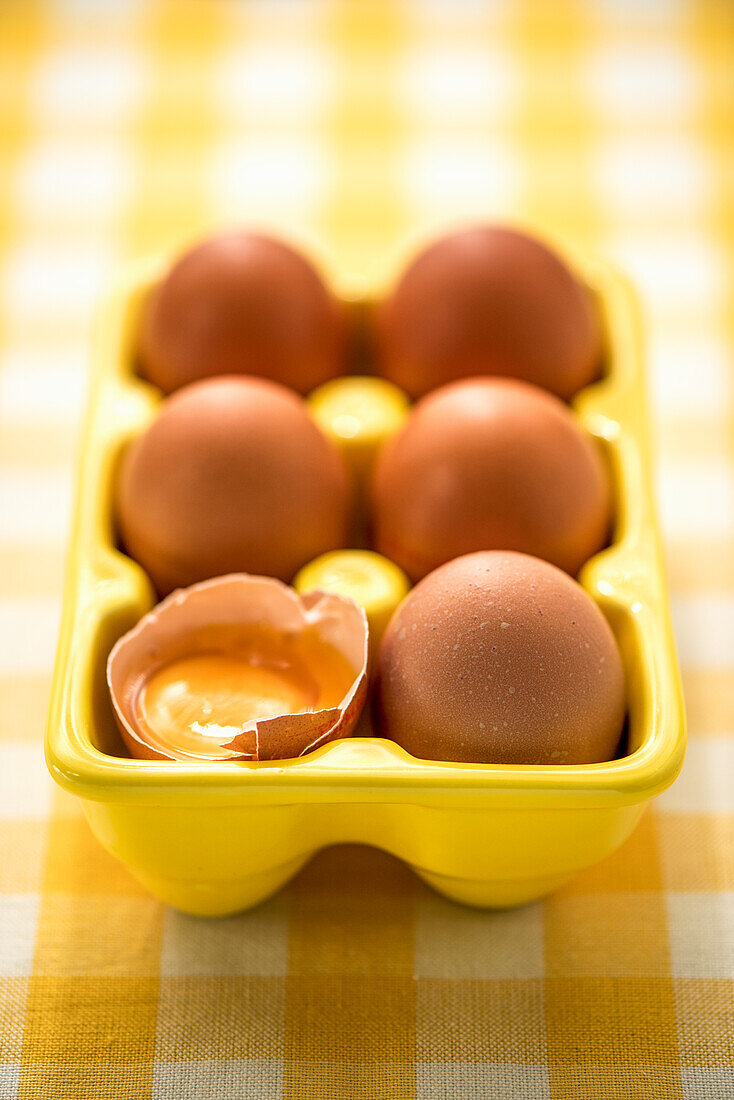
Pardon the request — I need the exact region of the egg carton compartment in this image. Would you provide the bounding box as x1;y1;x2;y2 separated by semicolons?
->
45;243;685;913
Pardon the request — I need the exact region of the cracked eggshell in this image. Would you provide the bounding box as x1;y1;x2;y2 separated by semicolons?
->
107;573;369;762
375;551;625;766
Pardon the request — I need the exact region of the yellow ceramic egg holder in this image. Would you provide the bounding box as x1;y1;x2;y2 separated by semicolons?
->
45;247;686;915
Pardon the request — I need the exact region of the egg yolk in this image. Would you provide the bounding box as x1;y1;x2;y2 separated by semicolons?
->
132;624;356;760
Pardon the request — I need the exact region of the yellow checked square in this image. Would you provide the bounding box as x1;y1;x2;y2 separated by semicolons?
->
32;894;163;978
544;893;672;978
283;974;416;1065
21;976;158;1063
545;976;679;1067
42;814;146;896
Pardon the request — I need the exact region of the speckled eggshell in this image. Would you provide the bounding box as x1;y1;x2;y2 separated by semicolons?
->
376;225;601;400
375;551;625;766
371;377;611;582
139;232;346;395
116;376;352;595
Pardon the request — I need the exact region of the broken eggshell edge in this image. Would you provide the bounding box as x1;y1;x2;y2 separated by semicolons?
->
106;572;369;762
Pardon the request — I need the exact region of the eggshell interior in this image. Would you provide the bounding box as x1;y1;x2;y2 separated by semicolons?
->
107;573;369;762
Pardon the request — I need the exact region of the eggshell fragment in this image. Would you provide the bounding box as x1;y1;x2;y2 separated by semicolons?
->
376;225;602;400
138;232;347;395
107;573;369;762
375;551;625;766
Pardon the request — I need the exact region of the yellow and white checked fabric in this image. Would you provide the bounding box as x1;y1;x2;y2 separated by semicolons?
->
1;1;733;1097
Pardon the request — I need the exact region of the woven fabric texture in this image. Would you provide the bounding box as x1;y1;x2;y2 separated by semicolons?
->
1;1;732;1097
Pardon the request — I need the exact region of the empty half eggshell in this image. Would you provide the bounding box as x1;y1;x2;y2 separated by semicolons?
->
107;573;369;762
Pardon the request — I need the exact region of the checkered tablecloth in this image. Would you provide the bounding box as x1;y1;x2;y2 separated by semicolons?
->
1;1;732;1097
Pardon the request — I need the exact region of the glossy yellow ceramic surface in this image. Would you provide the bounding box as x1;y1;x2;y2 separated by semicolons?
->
294;550;410;656
45;246;686;915
308;375;410;478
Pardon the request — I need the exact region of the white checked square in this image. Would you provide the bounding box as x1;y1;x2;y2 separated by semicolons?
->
657;461;734;540
0;744;53;820
2;241;115;328
153;1060;283;1100
0;1064;20;1100
604;235;727;315
160;895;288;977
0;346;87;422
682;1068;734;1100
591;0;687;17
585;44;700;120
401;137;521;218
414;894;544;979
226;0;326;34
32;45;144;123
659;739;734;814
417;1063;550;1099
0;896;39;977
672;596;734;669
216;43;333;121
400;45;517;123
649;335;731;418
667;893;734;979
406;0;513;27
209;137;325;217
13;139;132;222
49;0;147;16
0;469;73;544
0;599;61;675
593;137;710;215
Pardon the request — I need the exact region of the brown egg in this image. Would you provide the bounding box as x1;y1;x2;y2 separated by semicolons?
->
375;551;625;766
139;232;346;395
116;376;351;594
371;377;611;581
376;225;601;400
